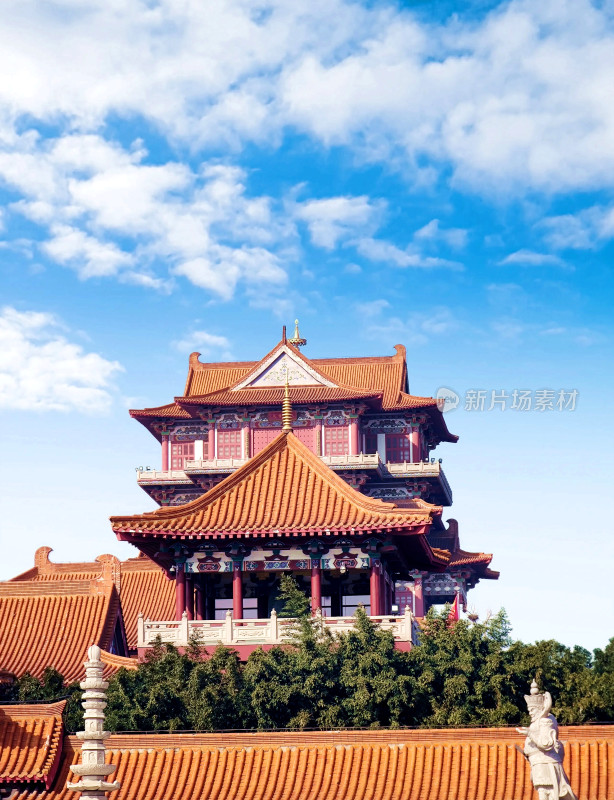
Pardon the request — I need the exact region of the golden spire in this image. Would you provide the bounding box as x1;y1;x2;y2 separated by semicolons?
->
288;318;307;348
282;377;293;432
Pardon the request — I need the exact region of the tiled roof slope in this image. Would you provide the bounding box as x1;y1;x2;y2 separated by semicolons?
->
0;702;65;790
0;580;120;683
131;343;458;443
10;726;614;800
9;549;174;652
111;431;444;545
176;385;381;407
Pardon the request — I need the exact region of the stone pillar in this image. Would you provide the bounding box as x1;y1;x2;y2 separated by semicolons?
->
413;574;425;617
195;577;205;621
349;416;360;455
232;563;243;619
67;645;120;799
185;573;194;620
310;560;322;614
161;435;169;471
175;564;186;621
370;561;381;616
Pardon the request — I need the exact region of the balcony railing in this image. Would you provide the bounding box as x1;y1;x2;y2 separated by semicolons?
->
385;461;452;503
184;458;247;473
136;469;191;483
138;607;418;648
320;453;381;470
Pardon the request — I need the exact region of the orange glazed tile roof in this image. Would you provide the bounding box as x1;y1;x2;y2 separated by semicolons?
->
0;579;121;683
10;726;614;800
0;701;65;790
9;549;174;653
131;342;458;443
111;431;445;549
176;385;381;407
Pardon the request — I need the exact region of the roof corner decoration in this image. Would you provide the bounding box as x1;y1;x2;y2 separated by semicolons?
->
287;319;307;349
231;338;337;390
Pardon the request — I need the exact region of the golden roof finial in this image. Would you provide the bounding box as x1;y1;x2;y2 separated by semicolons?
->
288;318;307;348
282;376;293;432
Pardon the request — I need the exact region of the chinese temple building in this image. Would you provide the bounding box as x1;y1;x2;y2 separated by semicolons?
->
109;324;497;653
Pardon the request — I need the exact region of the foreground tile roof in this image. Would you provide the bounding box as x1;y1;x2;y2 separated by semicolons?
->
9;549;174;652
0;702;65;790
0;579;120;683
9;726;614;799
111;432;445;553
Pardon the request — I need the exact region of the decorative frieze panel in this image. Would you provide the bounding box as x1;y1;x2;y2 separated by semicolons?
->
367;487;411;500
170;424;209;442
185;546;372;572
323;409;350;426
423;573;460;595
217;413;242;430
251;409;315;428
167;492;201;506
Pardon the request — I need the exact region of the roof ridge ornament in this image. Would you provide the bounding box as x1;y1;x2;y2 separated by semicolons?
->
282;377;293;432
288;319;307;349
67;644;120;798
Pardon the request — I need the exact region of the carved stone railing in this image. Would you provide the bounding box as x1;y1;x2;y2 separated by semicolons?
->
136;469;192;483
138;607;418;648
385;461;452;503
184;458;247;473
320;453;381;471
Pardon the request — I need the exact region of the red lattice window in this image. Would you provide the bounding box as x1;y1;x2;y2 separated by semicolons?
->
385;433;411;463
217;429;242;459
170;441;194;470
324;426;348;456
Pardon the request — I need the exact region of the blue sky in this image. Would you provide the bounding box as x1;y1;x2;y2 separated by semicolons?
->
1;0;613;651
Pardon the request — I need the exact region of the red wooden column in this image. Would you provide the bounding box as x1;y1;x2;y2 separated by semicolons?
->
207;425;216;460
161;435;169;471
379;569;387;615
232;563;243;619
195;576;205;620
185;573;194;620
175;564;186;621
310;560;322;614
409;426;420;462
349;416;360;455
369;561;381;616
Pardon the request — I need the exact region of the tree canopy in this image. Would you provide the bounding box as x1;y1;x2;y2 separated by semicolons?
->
2;579;613;733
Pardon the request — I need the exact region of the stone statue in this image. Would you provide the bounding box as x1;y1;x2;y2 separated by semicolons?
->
516;680;577;800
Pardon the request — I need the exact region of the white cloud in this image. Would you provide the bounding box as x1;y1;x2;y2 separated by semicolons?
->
0;134;291;299
0;1;612;198
295;195;385;249
356;237;463;269
356;299;390;317
366;307;458;345
0;306;123;413
498;249;567;267
414;219;468;249
173;330;232;358
539;205;614;250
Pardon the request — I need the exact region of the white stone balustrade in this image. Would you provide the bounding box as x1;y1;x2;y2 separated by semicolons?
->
138;607;417;649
